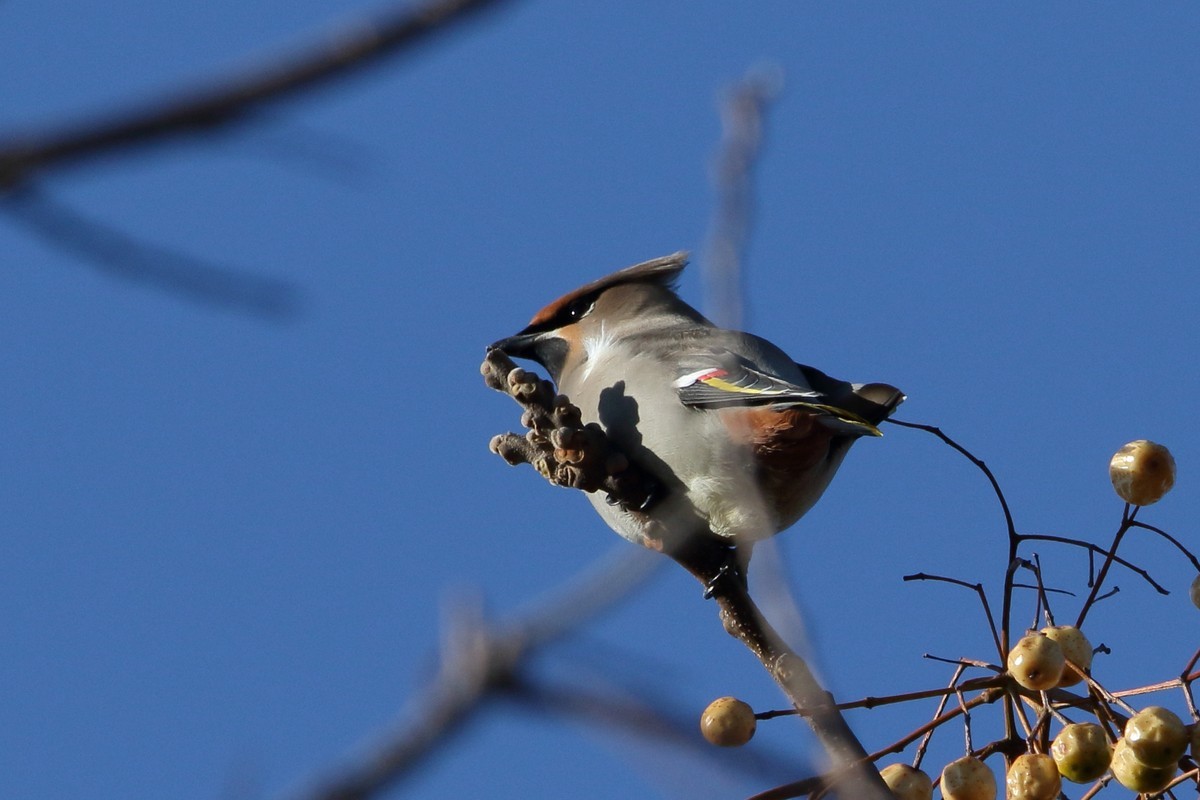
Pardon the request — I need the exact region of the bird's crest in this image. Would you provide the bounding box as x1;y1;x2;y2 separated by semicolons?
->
527;252;688;327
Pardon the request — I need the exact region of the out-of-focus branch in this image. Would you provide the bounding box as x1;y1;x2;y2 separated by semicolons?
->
703;66;782;329
0;0;513;188
3;185;298;316
511;678;803;782
292;546;659;800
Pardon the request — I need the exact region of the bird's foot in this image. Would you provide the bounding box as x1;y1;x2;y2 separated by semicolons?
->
702;551;748;600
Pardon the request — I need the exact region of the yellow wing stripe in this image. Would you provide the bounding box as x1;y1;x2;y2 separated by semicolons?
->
700;376;781;395
694;372;883;437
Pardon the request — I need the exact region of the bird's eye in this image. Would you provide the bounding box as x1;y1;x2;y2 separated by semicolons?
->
566;299;594;321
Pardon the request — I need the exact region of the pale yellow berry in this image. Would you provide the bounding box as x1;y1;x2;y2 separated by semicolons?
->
1005;753;1061;800
1039;625;1092;687
1109;439;1175;506
1110;737;1177;793
1124;705;1187;768
1190;574;1200;611
700;696;756;747
1007;633;1065;691
878;763;932;800
940;756;996;800
1050;723;1111;783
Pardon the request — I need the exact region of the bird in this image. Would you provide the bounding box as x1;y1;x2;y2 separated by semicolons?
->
489;252;904;586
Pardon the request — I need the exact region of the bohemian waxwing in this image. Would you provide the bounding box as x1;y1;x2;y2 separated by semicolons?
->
490;252;904;579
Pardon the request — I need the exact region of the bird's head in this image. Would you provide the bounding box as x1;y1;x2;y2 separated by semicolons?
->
489;252;696;382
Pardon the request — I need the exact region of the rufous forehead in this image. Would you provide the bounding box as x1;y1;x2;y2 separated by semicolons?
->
528;286;589;326
526;253;688;326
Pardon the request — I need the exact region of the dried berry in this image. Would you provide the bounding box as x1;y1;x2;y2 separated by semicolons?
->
878;763;932;800
1110;737;1177;793
1005;753;1061;800
940;756;996;800
1051;722;1112;783
1109;439;1175;506
1124;706;1187;768
1007;633;1065;691
700;696;756;747
1039;625;1092;687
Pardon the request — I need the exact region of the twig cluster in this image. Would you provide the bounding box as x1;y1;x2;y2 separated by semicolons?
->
750;419;1200;800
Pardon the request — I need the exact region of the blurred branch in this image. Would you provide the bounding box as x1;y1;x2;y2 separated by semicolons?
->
703;66;782;329
694;70;893;798
512;678;802;782
3;185;298;316
0;0;513;188
292;546;659;800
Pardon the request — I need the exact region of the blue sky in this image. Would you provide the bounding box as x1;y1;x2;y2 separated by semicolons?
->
3;3;1198;799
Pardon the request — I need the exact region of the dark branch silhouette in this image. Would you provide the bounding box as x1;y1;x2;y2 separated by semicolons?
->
292;547;659;800
4;185;298;316
0;0;513;188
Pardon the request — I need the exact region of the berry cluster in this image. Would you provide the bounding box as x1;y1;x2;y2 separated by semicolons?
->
700;439;1197;799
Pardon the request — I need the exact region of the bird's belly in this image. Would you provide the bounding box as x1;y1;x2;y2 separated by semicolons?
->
565;372;848;543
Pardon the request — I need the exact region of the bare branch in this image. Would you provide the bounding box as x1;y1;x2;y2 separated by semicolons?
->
1075;507;1136;628
0;0;513;188
913;666;965;771
3;185;298;316
703;66;782;328
512;679;801;782
884;419;1018;545
884;419;1020;758
903;573;1002;661
1128;520;1200;571
1021;533;1168;595
290;546;653;800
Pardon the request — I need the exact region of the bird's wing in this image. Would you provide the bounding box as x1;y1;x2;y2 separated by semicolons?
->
672;349;882;436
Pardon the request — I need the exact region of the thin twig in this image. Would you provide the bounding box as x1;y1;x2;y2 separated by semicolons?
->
871;689;1004;764
747;689;1006;800
1128;520;1200;571
886;418;1021;751
885;419;1017;542
1021;533;1167;594
903;573;1003;661
1075;507;1136;628
1010;583;1075;597
914;665;968;771
754;675;1006;720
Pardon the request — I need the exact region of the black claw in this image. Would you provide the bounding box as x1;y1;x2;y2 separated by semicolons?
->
702;555;746;599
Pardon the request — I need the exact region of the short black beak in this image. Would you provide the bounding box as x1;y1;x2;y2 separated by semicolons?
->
488;330;541;359
488;329;567;380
